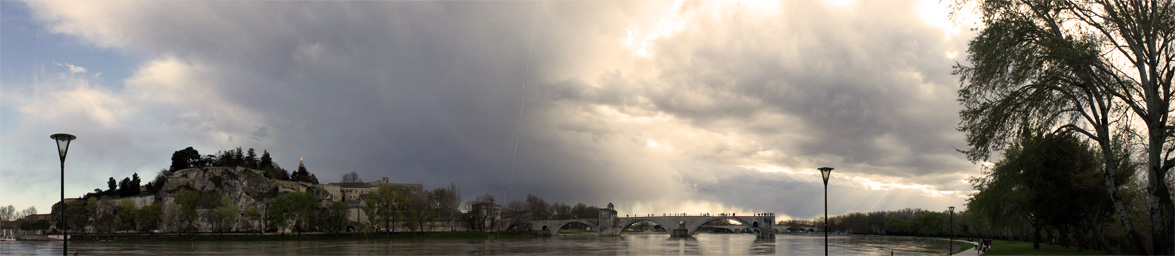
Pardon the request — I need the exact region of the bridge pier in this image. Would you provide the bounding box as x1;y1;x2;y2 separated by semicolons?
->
524;203;776;239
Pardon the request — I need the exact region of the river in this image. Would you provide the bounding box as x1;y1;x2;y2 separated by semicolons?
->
1;234;961;255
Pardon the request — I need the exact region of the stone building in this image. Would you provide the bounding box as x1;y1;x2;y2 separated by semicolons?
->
319;177;423;225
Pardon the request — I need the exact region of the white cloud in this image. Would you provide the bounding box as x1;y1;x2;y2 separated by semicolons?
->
9;0;981;218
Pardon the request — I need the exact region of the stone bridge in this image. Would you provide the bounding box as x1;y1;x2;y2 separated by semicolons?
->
525;204;775;239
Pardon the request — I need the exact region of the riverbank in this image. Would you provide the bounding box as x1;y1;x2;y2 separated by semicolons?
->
46;231;536;242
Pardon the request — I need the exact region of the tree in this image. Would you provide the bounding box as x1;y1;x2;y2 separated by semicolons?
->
0;205;14;222
551;203;573;219
405;189;433;232
468;194;500;232
116;199;138;232
135;204;162;233
260;150;273;169
147;169;170;194
246;148;258;169
955;0;1175;253
446;182;461;231
269;191;319;235
432;184;460;231
570;203;598;219
504;200;529;231
243;206;262;234
170;147;201;171
21;219;51;231
118;177;134;197
107;177;118;196
967;132;1114;249
19;206;36;220
340;171;362;184
212;196;239;235
526;194;551;220
291;161;318;184
61;199;90;235
174;190;201;233
130;173;141;195
363;185;409;233
324;201;349;234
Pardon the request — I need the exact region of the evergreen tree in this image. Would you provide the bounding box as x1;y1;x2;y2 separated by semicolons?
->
107;177;118;196
260;150;273;169
118;177;133;197
130;173;141;195
246;148;258;169
233;147;245;167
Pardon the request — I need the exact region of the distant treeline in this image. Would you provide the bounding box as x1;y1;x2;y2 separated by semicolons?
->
779;208;963;238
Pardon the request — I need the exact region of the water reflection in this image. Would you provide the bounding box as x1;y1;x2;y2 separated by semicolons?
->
0;234;959;255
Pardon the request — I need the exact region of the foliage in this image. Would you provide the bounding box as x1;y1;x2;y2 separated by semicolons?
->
269;191;319;235
243;206;262;234
291;164;318;184
323;201;349;233
64;199;89;234
116;199;138;232
967;132;1122;250
174;190;201;233
983;239;1108;255
955;0;1175;253
106;177;118;196
135;204;163;233
212;196;240;235
364;185;410;233
170;147;201;171
20;219;51;231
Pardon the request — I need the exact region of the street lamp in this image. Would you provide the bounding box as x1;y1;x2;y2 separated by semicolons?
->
949;206;955;255
818;167;833;256
51;133;75;256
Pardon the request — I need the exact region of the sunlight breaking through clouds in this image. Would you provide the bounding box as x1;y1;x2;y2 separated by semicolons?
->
3;0;981;219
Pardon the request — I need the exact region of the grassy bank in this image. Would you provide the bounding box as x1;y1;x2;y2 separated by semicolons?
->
72;231;536;242
981;240;1108;255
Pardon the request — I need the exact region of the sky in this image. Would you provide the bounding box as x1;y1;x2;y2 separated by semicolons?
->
1;0;981;220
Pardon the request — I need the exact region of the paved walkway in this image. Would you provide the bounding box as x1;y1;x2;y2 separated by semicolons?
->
949;239;982;256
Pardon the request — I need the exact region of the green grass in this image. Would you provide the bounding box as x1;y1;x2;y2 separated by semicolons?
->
981;239;1109;255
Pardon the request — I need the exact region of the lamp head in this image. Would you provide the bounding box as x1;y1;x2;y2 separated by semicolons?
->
949;206;955;212
50;133;76;161
818;167;833;184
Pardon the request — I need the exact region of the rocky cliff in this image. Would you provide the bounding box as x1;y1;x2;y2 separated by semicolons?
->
155;167;280;232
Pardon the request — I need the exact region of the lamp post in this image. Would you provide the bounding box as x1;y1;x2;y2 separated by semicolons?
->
818;167;833;256
949;206;955;255
51;133;75;256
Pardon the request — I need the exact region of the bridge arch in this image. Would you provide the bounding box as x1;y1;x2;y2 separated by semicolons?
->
551;219;599;234
616;218;673;235
687;217;756;236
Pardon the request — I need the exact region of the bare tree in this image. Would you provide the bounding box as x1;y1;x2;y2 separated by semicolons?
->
340;171;362;184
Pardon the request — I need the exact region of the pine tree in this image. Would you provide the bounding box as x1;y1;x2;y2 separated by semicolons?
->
246;148;258;169
260;150;273;169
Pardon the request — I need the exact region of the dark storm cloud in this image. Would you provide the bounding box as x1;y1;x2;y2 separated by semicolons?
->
11;0;977;217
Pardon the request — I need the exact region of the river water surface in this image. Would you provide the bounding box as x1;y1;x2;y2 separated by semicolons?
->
1;234;960;255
